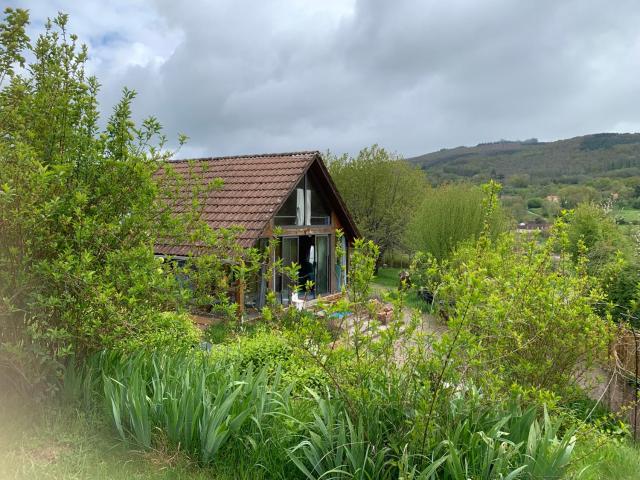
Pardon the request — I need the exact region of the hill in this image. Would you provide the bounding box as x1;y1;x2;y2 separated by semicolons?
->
407;133;640;185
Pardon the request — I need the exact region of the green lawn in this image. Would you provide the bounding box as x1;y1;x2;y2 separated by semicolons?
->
614;208;640;223
373;267;431;312
570;436;640;480
373;267;403;289
0;398;221;480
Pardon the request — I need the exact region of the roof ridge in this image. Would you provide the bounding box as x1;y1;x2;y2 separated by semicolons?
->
170;150;320;163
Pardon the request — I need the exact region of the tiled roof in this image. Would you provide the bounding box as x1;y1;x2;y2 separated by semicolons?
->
154;151;318;255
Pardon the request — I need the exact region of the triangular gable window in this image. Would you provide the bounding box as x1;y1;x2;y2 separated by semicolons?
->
274;172;331;226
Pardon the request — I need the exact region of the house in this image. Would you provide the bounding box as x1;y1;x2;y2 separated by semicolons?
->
516;221;550;232
154;151;359;311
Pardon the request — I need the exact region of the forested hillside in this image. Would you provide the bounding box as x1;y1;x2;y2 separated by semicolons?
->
408;133;640;184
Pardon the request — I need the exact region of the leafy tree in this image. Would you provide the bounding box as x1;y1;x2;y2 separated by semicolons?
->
407;181;507;261
559;185;601;208
0;10;241;391
412;214;613;398
327;145;428;270
565;202;640;324
506;173;530;188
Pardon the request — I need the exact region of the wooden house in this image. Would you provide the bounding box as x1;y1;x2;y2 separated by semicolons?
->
154;151;359;310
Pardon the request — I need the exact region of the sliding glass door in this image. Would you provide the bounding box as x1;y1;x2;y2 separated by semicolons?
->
278;236;298;304
276;235;330;302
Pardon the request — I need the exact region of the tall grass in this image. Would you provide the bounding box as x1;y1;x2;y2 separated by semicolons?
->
66;351;296;471
64;352;579;479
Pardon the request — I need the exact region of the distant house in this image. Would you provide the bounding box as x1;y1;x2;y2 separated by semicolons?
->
154;151;359;310
516;221;550;232
545;195;560;204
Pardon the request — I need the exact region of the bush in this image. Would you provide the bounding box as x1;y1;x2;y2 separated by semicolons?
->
65;350;580;479
527;197;544;208
412;224;614;397
408;181;507;261
119;312;201;353
209;328;328;391
565;203;640;322
0;10;241;393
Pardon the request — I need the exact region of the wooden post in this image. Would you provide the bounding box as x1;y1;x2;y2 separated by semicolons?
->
236;279;245;320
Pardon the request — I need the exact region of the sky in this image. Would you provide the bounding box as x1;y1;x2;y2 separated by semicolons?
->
11;0;640;158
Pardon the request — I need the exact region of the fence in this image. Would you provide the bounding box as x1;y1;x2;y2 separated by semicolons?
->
606;326;640;441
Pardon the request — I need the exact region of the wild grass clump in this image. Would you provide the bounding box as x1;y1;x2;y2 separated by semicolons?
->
65;351;300;475
64;350;579;479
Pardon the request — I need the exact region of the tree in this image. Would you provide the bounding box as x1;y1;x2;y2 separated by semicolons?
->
0;10;241;391
558;185;601;208
407;182;507;261
327;145;428;270
411;214;613;398
565;202;640;323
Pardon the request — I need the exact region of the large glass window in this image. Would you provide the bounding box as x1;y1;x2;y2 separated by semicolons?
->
276;236;298;304
315;235;329;294
274;179;304;226
274;173;331;226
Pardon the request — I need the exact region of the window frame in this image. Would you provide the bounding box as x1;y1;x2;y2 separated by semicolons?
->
273;172;331;227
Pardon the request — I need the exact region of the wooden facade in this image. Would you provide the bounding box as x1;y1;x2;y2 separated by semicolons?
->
154;151;359;311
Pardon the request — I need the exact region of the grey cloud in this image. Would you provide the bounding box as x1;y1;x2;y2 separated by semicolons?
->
9;0;640;157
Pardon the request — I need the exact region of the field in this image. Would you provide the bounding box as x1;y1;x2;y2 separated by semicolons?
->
614;208;640;224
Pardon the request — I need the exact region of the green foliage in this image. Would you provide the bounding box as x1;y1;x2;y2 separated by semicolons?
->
564;203;640;323
412;216;613;397
408;181;507;261
409;133;640;185
0;9;242;393
327;145;429;267
119;311;201;353
60;233;595;479
527;197;543;208
429;390;576;480
203;322;329;391
68;350;298;472
559;185;602;208
65;349;580;480
289;391;388;480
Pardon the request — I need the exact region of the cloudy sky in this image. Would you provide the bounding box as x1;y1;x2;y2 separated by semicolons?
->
12;0;640;158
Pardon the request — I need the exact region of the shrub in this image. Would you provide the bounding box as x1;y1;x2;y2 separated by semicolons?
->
209;328;329;391
408;181;507;261
527;197;544;208
118;311;201;353
412;221;614;398
0;10;243;394
565;203;640;323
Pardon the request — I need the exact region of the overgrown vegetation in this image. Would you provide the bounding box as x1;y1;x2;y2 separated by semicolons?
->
1;8;638;480
408;182;507;261
327;145;429;270
0;10;246;396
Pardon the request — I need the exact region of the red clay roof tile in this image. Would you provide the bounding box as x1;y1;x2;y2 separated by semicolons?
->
154;151;318;254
